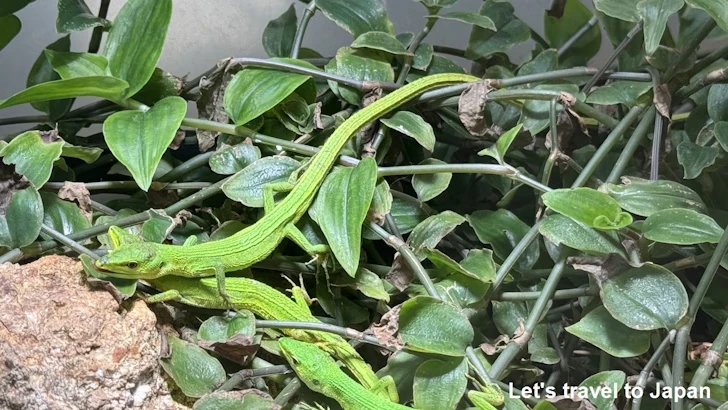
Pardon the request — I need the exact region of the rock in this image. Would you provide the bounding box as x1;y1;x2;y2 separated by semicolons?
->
0;255;188;410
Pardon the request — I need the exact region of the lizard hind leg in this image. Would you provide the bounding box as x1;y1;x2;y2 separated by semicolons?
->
369;375;400;404
262;181;296;213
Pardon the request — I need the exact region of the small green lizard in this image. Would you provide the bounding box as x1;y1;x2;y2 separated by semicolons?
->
94;73;480;304
107;227;398;402
280;337;505;410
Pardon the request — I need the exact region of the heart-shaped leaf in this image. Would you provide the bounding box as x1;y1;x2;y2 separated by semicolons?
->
262;4;297;58
478;123;524;165
0;185;42;248
412;158;452;202
585;81;652;106
398;296;474;356
594;0;640;21
686;0;728;32
41;192;91;236
209;143;261;175
543;187;633;230
351;31;411;56
222;156;301;207
325;47;395;106
224;58;317;126
160;336;226;398
638;0;684;55
413;358;468;410
677;140;719;179
466;1;530;59
468;209;539;271
540;214;626;256
103;96;187;191
407;211;465;259
315;0;394;38
102;0;172;97
56;0;110;33
578;371;626;410
311;157;377;276
599;263;689;330
643;208;723;244
1;131;63;188
603;176;707;216
566;306;650;357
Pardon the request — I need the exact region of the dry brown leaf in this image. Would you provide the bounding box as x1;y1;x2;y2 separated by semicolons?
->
458;80;491;137
58;181;92;222
567;254;634;286
385;252;414;291
198;333;259;365
169;130;186;150
196;58;234;152
369;305;404;351
654;83;672;119
0;163;30;215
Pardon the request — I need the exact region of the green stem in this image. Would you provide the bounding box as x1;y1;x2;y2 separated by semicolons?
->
606;107;656;184
397;16;437;84
690;317;728;389
159;152;215;182
90;199;117;216
87;0;110;54
632;331;675;410
274;377;302;406
572;106;645;187
557;16;598;57
44;181;212;191
218;364;292;392
290;2;317;59
540;98;560;186
40;224;97;260
665;21;717;81
378;163;551;193
482;224;541;304
688;43;728;79
0;115;51;126
582;21;643;93
228;57;399;91
494;287;596;301
255;320;387;348
645;67;664;180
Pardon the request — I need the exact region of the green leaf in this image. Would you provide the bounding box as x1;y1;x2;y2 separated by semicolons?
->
198;314;256;343
262;4;297;58
432;249;493;307
364;196;428;240
80;254;138;296
478;123;523;164
543;188;633;230
466;1;530;59
0;76;129;110
315;0;394;38
325;47;395;106
599;263;689;330
677;140;719;179
351;31;411;56
103;96;188;191
643;209;723;245
160;336;226;398
41;192;91;236
311;157;377;276
638;0;685;55
428;12;497;30
141;211;174;243
407;211;465;259
45;50;109;79
594;0;640;21
1;131;63;188
398;296;474;356
544;0;602;65
579;371;626;410
566;307;650;357
492;300;528;335
0;186;42;248
209;143;261;175
468;209;539;271
368;179;392;224
686;0;728;32
102;0;172;97
603;176;707;216
0;0;33;17
56;0;110;33
414;0;459;9
708;84;728;122
0;15;21;52
380;111;435;151
61;142;102;163
412;43;434;71
521;84;580;134
646;45;696;73
224;58;317;126
210;221;247;242
413;358;468;410
222;156;301;207
585;81;652;106
540;214;626;256
194;391;278;410
336;268;390;302
132;68;183;106
27;36;73;119
412;158;452;202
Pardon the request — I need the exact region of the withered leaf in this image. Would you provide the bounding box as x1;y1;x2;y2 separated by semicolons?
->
369;305;404;351
458;80;491;137
58;181;92;222
198;333;259;365
385;252;414;291
0;163;30;215
196;58;234;152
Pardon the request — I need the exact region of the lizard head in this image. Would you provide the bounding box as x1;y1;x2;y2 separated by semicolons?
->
94;226;168;279
279;338;337;393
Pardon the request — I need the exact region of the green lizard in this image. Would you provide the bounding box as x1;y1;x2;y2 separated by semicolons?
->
94;72;481;304
99;226;398;401
279;337;505;410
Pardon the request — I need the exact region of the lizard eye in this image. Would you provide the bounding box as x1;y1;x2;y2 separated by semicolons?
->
126;262;139;269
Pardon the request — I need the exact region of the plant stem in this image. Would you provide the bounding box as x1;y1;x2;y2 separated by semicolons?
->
218;364;292;392
378;163;551;193
159;152;215;182
90;199;117;216
0;115;51;126
228;57;399;91
87;0;110;54
489;251;570;379
572;105;645;187
582;22;643;93
40;224;97;260
557;16;599;57
690;318;728;389
494;287;597;301
644;67;664;180
482;224;541;304
540;98;560;186
274;377;302;406
44;181;212;191
665;21;717;82
290;2;317;59
606;106;656;184
397;16;437;84
632;331;675;410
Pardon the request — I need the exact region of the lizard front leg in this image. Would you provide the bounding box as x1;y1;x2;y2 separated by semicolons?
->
263;181;295;213
284;223;330;263
367;375;401;404
468;384;505;410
